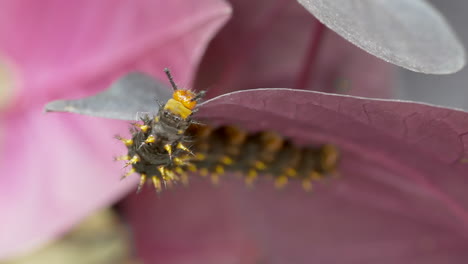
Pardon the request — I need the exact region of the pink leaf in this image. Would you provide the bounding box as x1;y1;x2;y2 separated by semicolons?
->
0;0;231;259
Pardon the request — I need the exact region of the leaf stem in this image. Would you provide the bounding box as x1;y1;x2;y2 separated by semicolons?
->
294;21;326;90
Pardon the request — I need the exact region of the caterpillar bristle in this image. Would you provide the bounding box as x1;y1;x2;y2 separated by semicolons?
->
114;155;130;161
121;168;136;180
115;135;133;146
137;174;147;193
151;176;162;193
115;69;340;193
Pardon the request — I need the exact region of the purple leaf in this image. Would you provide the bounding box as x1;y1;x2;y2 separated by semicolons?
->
122;88;468;263
199;88;468;231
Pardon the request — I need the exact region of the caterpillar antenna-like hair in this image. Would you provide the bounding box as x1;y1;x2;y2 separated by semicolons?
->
164;68;178;91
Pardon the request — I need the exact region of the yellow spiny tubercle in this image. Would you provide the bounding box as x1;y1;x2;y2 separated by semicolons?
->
285;168;297;177
199;168;209;177
116;136;133;146
137;174;147;192
195;153;206;160
180;174;189;186
321;144;339;170
115;155;130;161
211;174;220;185
245;172;257;187
254;161;266;170
164;144;172;156
122;168;136;179
221;156;233;165
215;165;224;174
187;164;197;172
157;166;166;177
274;176;288;189
173;157;185;165
145;135;156;144
302;179;313;192
310;171;322;180
248;169;257;178
152;176;162;192
176;142;191;153
125;155;140;167
165;170;177;181
138;124;150;133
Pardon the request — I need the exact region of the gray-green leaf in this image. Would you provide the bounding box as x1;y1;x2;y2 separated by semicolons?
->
297;0;466;74
44;72;172;121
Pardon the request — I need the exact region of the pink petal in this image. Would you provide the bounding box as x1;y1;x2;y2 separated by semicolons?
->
194;0;394;99
0;0;231;259
1;111;134;258
0;0;231;111
123;89;468;263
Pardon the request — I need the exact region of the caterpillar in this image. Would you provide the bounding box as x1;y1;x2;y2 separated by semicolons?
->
115;69;339;192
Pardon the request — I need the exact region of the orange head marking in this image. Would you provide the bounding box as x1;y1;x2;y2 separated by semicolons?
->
173;90;198;110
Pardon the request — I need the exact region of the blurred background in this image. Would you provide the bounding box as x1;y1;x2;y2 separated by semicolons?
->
399;0;468;111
